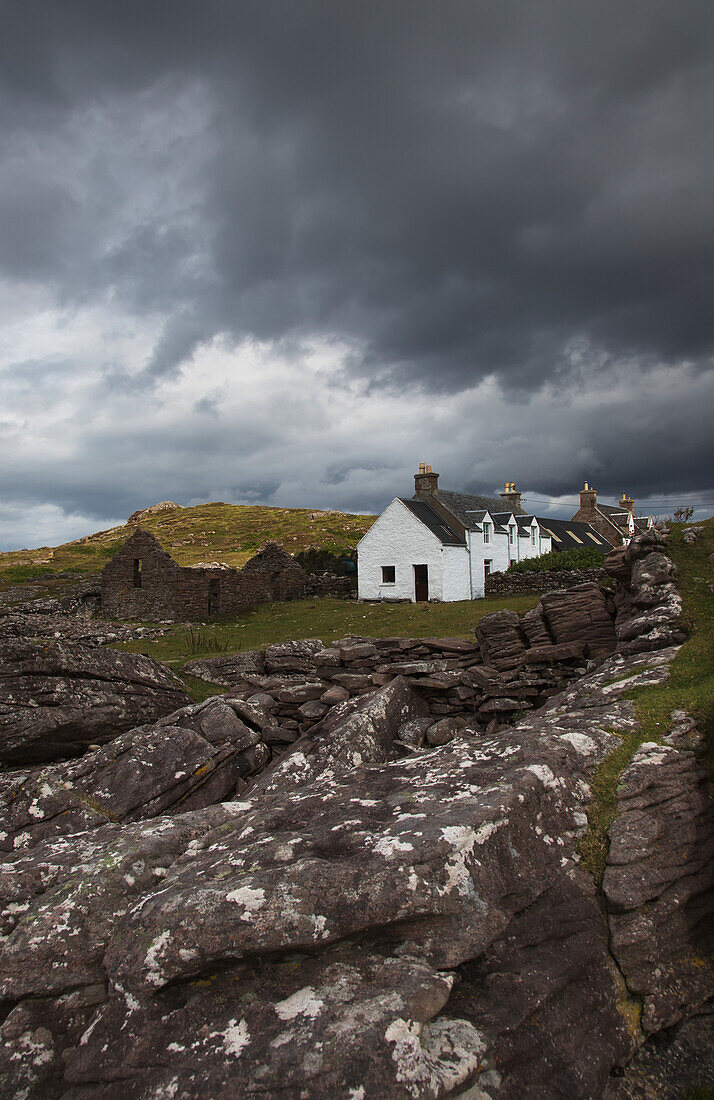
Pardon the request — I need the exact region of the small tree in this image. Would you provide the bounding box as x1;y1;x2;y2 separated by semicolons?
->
670;506;694;523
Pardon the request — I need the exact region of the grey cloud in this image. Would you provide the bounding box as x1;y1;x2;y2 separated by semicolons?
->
1;1;713;544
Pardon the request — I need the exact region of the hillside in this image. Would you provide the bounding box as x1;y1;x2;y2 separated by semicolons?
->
0;502;377;585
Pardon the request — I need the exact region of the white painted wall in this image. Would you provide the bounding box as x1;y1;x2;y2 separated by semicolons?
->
357;499;472;602
358;501;555;602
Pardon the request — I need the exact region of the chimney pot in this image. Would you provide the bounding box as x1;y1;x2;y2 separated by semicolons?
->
414;464;439;496
500;480;522;511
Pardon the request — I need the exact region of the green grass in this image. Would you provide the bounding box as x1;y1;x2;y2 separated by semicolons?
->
115;594;539;672
0;502;377;584
179;674;228;703
579;518;714;881
578;728;644;882
629;521;714;775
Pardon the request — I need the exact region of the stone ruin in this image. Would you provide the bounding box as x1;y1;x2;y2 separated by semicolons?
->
100;529;307;621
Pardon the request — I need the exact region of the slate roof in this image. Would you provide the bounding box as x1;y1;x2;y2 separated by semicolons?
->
398;499;466;546
435;490;526;528
597;504;631;528
536;517;613;551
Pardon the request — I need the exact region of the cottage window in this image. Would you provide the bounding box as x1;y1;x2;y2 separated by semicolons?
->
509;528;515;545
133;558;142;588
531;528;536;545
483;524;491;544
484;559;493;577
381;565;396;584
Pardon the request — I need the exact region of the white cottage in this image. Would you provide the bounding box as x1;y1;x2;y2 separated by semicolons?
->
357;465;611;602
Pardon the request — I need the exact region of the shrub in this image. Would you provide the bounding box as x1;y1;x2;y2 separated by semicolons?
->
505;547;605;574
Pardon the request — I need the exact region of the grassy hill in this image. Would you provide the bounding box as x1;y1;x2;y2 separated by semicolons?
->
0;502;377;585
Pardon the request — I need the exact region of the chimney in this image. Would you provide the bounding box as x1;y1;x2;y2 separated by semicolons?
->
414;462;439;497
619;491;635;518
500;481;522;511
579;481;598;518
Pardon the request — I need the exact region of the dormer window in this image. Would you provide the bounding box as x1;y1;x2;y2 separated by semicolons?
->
483;523;491;544
531;527;536;545
509;527;515;545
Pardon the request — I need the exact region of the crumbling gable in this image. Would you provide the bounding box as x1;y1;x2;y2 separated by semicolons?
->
101;530;307;621
240;541;307;602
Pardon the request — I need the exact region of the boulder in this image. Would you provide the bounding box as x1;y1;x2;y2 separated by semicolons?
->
603;742;714;1033
182;649;265;684
249;677;427;798
540;582;616;658
475;610;528;671
425;716;468;745
0;640;189;765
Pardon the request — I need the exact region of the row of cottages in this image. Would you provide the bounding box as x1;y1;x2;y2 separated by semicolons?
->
101;529;307;621
357;465;613;603
572;482;653;544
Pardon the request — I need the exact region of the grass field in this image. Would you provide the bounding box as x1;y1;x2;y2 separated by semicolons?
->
0;502;376;584
579;518;714;880
116;594;540;675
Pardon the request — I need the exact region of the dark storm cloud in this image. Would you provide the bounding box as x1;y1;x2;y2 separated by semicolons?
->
3;1;713;388
1;0;713;544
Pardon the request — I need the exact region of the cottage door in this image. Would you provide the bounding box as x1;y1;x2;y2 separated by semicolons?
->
413;564;429;602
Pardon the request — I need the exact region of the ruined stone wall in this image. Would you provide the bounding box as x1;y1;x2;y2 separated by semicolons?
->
305;573;356;599
102;532;309;621
101;530;180;621
485;566;606;598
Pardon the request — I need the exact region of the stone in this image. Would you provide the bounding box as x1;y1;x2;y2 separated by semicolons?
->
327;672;375;691
425;716;468;745
396;716;434;748
540;582;616;658
337;641;378;662
475;610;528;671
297;699;328;720
0;538;705;1097
520;604;552;647
250;677;427;799
0;639;190;765
603;742;714;1033
0;720;251;853
320;684;350;705
183;649;266;684
276;682;325;704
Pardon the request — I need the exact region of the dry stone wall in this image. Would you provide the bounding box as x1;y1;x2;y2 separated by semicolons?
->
185;533;683;748
484;565;606;598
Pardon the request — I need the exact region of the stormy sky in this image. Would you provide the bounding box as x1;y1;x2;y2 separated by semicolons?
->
1;1;713;550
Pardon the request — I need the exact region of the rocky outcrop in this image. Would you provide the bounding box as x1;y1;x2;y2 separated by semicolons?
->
605;528;687;655
0;649;671;1098
0;529;708;1098
127;501;181;523
603;741;714;1033
0;640;190;764
0;695;283;853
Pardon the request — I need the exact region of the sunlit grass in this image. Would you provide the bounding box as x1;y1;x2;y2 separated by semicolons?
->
117;594;540;671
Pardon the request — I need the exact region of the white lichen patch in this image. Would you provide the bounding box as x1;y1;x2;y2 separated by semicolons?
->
144;929;172;987
219;1018;251;1057
525;764;560;790
274;986;324;1021
373;836;414;858
560;732;597;757
224;885;266;915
